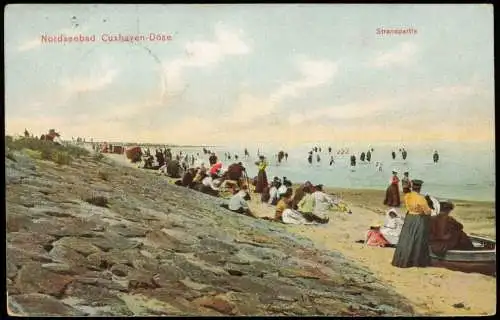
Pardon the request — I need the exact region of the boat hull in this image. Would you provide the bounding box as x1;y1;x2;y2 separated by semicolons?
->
429;236;496;276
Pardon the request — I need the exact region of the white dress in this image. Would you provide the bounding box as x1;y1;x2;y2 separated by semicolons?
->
380;210;404;245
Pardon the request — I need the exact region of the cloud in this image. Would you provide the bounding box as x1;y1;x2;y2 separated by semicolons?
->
270;59;337;104
371;42;417;68
60;69;118;94
17;26;88;53
432;85;484;97
162;23;250;95
287;98;394;125
227;58;338;125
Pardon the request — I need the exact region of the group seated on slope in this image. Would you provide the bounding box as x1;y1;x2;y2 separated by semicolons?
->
173;161;248;198
270;181;352;225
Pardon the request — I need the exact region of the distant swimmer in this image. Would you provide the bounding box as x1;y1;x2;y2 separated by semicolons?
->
350;154;356;167
316;153;321;163
329;155;335;166
433;150;439;163
402;149;408;160
360;152;366;162
328;146;332;154
244;148;249;159
284;152;288;161
375;161;383;171
307;152;313;164
235;154;239;160
391;151;396;160
366;150;372;162
319;147;322;152
277;150;285;164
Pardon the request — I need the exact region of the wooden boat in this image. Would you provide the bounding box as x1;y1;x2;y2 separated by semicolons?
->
429;235;496;276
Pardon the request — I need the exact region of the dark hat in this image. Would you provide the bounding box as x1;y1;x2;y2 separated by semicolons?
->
439;201;454;212
411;179;423;186
315;184;324;191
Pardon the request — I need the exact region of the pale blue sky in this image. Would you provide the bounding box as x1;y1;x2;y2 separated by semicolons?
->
4;4;494;146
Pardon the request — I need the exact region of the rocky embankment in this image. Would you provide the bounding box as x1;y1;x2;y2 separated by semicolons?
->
6;148;415;316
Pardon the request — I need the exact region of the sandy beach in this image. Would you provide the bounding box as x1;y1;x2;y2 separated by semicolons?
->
105;152;496;316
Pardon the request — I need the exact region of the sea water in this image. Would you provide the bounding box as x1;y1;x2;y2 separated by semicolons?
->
135;141;495;202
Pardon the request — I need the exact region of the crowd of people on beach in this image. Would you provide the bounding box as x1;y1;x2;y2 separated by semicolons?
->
113;145;354;226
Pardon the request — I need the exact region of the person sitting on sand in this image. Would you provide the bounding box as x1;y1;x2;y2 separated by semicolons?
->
291;181;313;210
222;162;246;185
365;223;390;247
267;177;282;206
380;208;404;245
199;173;220;196
174;168;196;188
221;185;255;218
429;201;474;256
297;185;329;224
311;184;337;222
274;187;293;222
192;165;207;183
275;188;311;225
278;177;292;195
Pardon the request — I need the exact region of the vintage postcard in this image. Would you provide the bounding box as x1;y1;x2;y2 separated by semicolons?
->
5;4;495;317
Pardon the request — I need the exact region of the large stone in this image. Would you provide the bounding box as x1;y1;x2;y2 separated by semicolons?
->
48;244;89;269
87;232;140;251
7;260;18;279
6;214;33;232
49;219;99;237
15;262;74;297
29;206;74;218
160;228;199;245
41;263;76;275
193;295;236;315
126;269;158;290
52;237;102;257
224;292;262;315
149;284;204;302
74;276;128;292
145;230;191;253
64;281;124;306
7;245;54;267
199;238;239;254
117;293;185;316
8;293;86;316
109;224;148;237
7;231;56;247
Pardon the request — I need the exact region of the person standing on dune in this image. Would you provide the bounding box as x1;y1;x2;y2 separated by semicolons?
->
254;155;268;193
383;170;401;207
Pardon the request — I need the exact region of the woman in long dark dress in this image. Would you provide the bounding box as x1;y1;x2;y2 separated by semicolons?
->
254;156;268;193
383;170;401;207
391;179;432;268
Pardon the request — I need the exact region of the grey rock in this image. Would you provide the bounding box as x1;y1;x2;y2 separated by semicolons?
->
8;293;86;316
